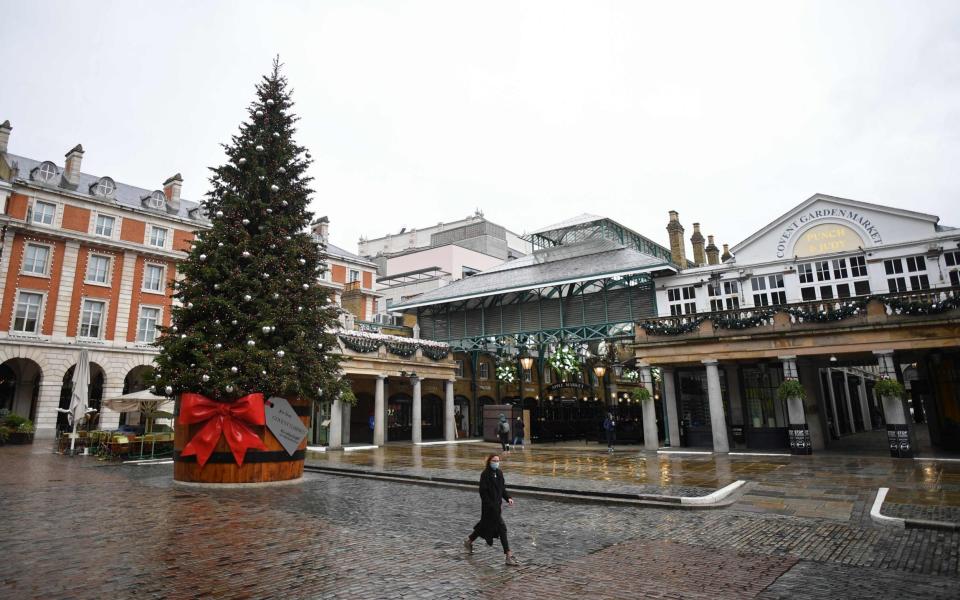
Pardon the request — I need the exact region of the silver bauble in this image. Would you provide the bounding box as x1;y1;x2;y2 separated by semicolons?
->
180;334;186;339
243;294;252;301
270;184;279;192
242;219;250;225
258;175;265;181
187;302;194;309
247;339;255;346
225;385;234;393
201;374;210;382
230;366;238;373
214;283;220;289
215;343;222;349
232;320;238;325
298;258;306;265
255;145;264;152
272;132;280;138
218;242;224;247
276;350;285;358
278;167;286;173
262;273;269;279
199;254;207;261
255;110;263;116
262;326;271;334
164;386;173;395
242;251;251;258
238;157;247;165
214;319;220;324
266;99;275;106
172;326;178;332
216;210;224;217
281;200;288;207
302;284;309;290
266;208;273;214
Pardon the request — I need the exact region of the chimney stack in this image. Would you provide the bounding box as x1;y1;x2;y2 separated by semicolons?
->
705;235;719;265
0;120;11;154
163;173;183;211
64;144;84;184
721;244;732;262
312;215;330;245
666;211;687;267
690;223;706;266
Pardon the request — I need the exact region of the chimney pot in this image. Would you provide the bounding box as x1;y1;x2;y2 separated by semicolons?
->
64;144;84;184
666;211;687;267
705;235;720;265
721;244;732;262
0;120;11;154
312;215;330;245
690;222;706;266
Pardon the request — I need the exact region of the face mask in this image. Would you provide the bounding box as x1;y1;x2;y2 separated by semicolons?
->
490;462;500;470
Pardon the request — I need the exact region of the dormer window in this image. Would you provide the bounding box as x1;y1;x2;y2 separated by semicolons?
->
143;190;166;210
91;177;117;199
31;161;59;184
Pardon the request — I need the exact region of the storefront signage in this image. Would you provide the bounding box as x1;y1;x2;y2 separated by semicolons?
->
547;382;588;392
775;208;882;258
265;396;308;456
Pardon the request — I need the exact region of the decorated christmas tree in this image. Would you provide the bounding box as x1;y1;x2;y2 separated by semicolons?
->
149;60;346;480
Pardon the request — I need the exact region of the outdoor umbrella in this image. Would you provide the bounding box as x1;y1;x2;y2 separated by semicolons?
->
103;389;174;433
68;349;90;453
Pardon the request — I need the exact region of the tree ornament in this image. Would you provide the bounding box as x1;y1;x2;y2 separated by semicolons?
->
270;244;277;249
299;258;306;265
270;184;279;192
150;385;156;392
165;386;173;395
278;167;286;173
172;326;178;332
214;319;221;324
266;99;275;105
281;200;288;207
262;370;268;375
266;208;273;214
199;254;207;261
272;292;280;299
277;350;285;358
187;303;194;309
225;385;235;393
258;175;265;181
285;236;291;241
215;343;222;349
214;284;220;289
272;132;280;138
180;334;187;339
298;306;303;312
262;273;270;279
255;110;264;116
202;374;210;382
231;366;239;373
262;326;271;334
242;251;251;258
218;242;224;247
238;157;247;165
231;320;238;325
242;219;250;225
216;210;224;217
302;284;309;290
244;294;252;301
255;145;264;152
247;340;256;346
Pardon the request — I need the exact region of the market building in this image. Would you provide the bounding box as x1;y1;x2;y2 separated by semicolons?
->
391;214;681;441
636;194;960;457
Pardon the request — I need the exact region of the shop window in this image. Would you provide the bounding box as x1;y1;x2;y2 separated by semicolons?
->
667;286;697;315
478;362;490;380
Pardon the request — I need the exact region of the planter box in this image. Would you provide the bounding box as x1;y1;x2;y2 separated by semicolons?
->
8;431;35;445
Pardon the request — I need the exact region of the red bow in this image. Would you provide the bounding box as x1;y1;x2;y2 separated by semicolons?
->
179;393;267;468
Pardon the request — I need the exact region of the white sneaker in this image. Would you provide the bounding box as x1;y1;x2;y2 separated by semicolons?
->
505;554;520;566
463;537;474;554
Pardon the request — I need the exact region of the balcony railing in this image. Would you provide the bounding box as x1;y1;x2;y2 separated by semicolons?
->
638;286;960;338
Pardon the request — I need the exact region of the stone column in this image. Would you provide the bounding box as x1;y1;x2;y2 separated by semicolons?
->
661;367;681;447
374;375;386;446
328;399;342;450
34;381;65;439
702;360;729;453
842;370;857;433
341;400;351;445
639;366;659;451
411;376;422;444
52;241;81;340
824;368;842;438
444;379;455;441
874;350;911;458
112;251;138;342
858;377;873;431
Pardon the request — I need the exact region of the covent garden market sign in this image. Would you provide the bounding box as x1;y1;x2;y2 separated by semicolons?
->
775;207;884;259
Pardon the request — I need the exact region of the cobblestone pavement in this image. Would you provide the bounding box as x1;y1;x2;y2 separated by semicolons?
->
309;442;960;524
2;444;959;599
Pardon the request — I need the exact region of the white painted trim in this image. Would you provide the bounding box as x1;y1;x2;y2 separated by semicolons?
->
343;444;379;451
306;445;327;452
870;487;906;528
729;452;792;457
657;449;713;455
681;480;746;505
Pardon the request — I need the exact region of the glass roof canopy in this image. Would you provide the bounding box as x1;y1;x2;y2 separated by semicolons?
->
524;214;676;265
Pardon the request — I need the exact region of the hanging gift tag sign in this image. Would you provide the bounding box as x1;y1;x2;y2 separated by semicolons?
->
265;396;308;456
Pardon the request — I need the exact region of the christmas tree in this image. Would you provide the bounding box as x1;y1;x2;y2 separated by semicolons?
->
150;59;345;405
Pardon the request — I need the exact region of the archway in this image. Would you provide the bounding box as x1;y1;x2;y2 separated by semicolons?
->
117;365;157;429
454;395;470;438
0;358;43;422
351;392;374;444
387;393;412;441
58;363;106;433
422;393;443;440
477;396;495;436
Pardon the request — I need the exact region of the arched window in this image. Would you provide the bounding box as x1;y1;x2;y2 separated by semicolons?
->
144;190;166;209
32;161;59;184
92;177;116;199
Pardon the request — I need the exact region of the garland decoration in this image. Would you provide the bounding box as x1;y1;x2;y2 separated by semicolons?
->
632;386;652;402
421;345;450;361
495;355;517;383
883;295;960;315
640;317;705;336
782;298;868;323
622;369;639;382
339;334;380;353
776;378;806;401
337;330;450;359
711;309;777;330
547;343;581;378
386;340;419;358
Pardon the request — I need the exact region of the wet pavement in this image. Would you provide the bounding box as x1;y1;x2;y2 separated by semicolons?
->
308;442;960;524
2;443;960;599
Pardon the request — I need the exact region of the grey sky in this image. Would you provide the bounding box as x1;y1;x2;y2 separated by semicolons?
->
3;1;959;255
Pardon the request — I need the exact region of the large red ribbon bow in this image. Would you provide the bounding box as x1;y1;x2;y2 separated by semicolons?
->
179;393;267;468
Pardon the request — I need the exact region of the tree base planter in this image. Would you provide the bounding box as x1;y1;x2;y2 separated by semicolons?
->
173;396;310;484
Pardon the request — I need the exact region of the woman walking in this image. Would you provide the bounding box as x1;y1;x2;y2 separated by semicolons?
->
463;454;519;566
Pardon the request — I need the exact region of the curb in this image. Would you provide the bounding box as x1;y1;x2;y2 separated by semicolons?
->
870;487;960;531
303;464;745;509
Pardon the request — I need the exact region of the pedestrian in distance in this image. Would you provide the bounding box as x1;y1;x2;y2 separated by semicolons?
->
497;413;511;452
603;412;616;452
512;415;525;448
463;453;519;566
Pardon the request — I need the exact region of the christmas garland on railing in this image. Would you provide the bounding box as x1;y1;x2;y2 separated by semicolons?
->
339;334;380;353
640;317;705;336
711;309;777;330
882;295;960;316
547;343;581;378
386;340;419;358
781;298;868;323
420;345;450;360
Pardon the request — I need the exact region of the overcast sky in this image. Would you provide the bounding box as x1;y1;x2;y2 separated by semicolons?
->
3;1;959;254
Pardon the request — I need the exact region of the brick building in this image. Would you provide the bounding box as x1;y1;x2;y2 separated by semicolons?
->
0;120;206;438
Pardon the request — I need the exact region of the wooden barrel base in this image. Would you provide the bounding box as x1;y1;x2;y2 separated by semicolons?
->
173;396;311;484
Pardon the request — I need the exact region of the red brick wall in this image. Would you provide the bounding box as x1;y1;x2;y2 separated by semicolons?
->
120;218;145;243
5;193;28;219
61;205;91;232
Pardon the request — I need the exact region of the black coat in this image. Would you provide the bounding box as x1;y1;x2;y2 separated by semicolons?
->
472;467;511;544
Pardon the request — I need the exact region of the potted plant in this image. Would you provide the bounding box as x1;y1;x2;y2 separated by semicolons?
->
776;378;807;402
2;413;35;444
874;377;905;399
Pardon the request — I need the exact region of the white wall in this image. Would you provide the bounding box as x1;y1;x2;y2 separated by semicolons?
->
385;245;503;279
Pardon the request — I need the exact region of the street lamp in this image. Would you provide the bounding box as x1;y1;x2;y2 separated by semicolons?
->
593;364;607;379
519;356;535;370
611;362;623;378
